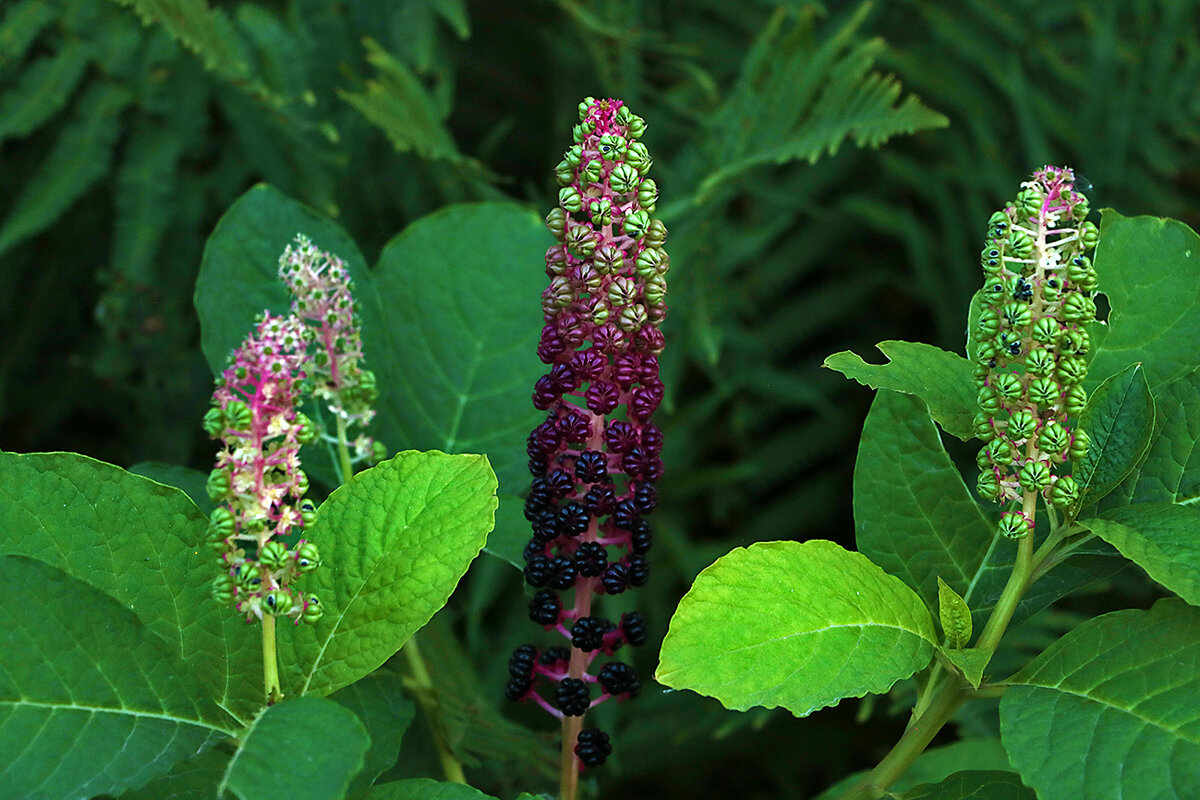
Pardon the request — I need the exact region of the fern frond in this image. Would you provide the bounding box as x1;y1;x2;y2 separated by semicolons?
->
0;40;93;143
0;0;57;70
110;121;186;284
0;82;131;257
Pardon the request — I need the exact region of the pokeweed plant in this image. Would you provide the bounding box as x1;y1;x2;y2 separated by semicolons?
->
657;166;1200;800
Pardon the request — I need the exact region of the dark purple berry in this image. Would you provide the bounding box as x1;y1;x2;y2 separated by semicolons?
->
604;421;636;454
593;323;625;353
570;348;606;381
529;590;562;626
559;315;588;349
505;675;533;700
598;661;640;697
633;481;657;513
644;456;664;481
529;420;561;454
584;484;617;516
629;385;662;419
555;678;590;716
558;411;592;444
509;645;537;679
523;554;552;587
523;539;546;561
532;376;558;410
613;498;639;530
575;451;608;483
622;447;650;479
547;468;574;497
641;423;663;455
630;519;653;554
528;454;548;475
571;616;611;651
613;353;639;388
627;554;649;586
637;355;660;384
575;728;612;767
586;381;620;415
549;363;579;393
548;556;578;590
620;611;647;646
557;502;590;537
532;509;559;542
574;542;607;577
539;647;570;667
601;562;629;594
537;329;564;364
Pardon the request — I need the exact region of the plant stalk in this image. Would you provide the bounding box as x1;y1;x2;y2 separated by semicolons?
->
262;613;282;705
402;635;467;784
335;415;354;482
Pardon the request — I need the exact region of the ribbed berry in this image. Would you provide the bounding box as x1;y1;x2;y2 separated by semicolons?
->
546;468;574;497
531;509;559;542
540;646;570;667
627;554;649;586
555;678;591;716
621;611;647;646
509;645;538;679
529;590;562;626
604;421;637;453
601;563;629;594
575;451;609;483
598;661;640;697
524;554;552;587
632;481;657;513
571;616;612;651
557;502;590;537
613;498;639;529
574;541;608;577
548;556;578;590
630;518;653;553
583;484;617;516
559;411;592;444
505;675;533;701
575;727;613;767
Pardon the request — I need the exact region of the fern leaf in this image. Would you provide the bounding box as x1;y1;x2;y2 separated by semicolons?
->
0;41;94;143
0;82;132;257
338;37;477;167
110;121;186;284
0;0;57;69
694;6;947;202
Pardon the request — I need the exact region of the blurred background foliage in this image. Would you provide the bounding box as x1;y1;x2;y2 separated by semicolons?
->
1;0;1198;797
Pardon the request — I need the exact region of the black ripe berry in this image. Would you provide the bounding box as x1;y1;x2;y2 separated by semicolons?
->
529;590;562;626
574;541;607;577
621;611;647;646
531;508;559;542
598;661;640;697
523;554;552;587
627;554;649;586
613;498;639;530
539;646;570;668
583;484;617;516
574;450;608;483
575;727;613;767
509;644;537;680
547;468;574;497
504;675;532;701
630;519;653;554
555;677;590;716
601;562;629;595
571;616;611;651
557;502;590;537
632;480;657;513
548;556;578;590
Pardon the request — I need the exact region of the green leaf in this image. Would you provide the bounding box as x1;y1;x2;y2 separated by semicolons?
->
118;746;230;800
940;647;991;690
109;0;256;88
0;451;260;722
276;451;498;697
220;697;369;800
1083;503;1200;605
899;771;1034;800
938;577;972;649
364;779;499;800
853;390;994;612
0;40;93;143
1075;363;1155;505
111;120;187;284
0;555;235;800
813;739;1013;800
484;493;529;568
0;82;132;257
656;539;937;717
824;340;977;440
1000;599;1200;800
1088;211;1200;391
0;0;56;66
129;460;216;514
1104;369;1200;507
329;671;415;798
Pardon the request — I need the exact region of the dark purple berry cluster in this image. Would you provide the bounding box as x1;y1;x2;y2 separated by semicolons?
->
508;96;666;773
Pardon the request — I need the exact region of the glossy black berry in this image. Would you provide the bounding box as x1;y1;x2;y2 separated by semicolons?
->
509;645;537;679
621;447;650;479
523;554;552;587
613;499;639;530
1012;276;1033;301
529;590;562;626
532;508;559;542
528;454;548;475
575;450;608;483
601;563;629;594
627;554;649;586
604;421;636;454
557;502;589;537
632;481;657;513
539;647;570;667
574;541;607;577
571;616;611;651
575;727;612;767
555;678;590;716
505;675;533;701
598;661;640;697
630;519;653;554
547;468;574;497
621;611;647;646
548;556;578;590
523;539;545;562
583;484;616;516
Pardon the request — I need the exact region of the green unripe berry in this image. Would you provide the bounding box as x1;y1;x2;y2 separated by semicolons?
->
609;163;639;194
225;400;252;431
1067;255;1092;284
1025;347;1056;377
1079;220;1100;249
208;506;235;538
625;141;652;173
1008;228;1034;259
636;248;667;280
1041;276;1064;302
597;133;628;161
973;412;996;442
578;97;596;120
559;187;584;213
980;246;1003;273
577;263;603;292
1061;293;1096;323
617;304;648;332
564;143;584;168
1018;460;1053;493
1017;186;1045;218
588;198;613;226
976;308;1002;340
302;595;324;624
976;445;994;470
1028;376;1060;409
1064;384;1088;416
987;438;1014;466
977;385;1003;415
300;498;318;528
1002;302;1032;329
644;219;668;249
202;407;225;437
998;511;1032;539
212;574;237;605
1071;193;1090;220
1007;410;1037;440
592;303;610;325
977;470;1002;500
294;541;321;573
608;277;637;307
1059;327;1090;356
294;412;318;445
580;159;602;184
624;210;650;238
1070;429;1091;462
1037;420;1070;456
976;341;1000;365
987;210;1010;240
972;363;990;386
636;178;659;209
264;590;293;615
644;274;667;307
1032;316;1061;344
625;113;647;139
259;540;290;571
982;278;1008;303
1050;475;1080;508
594;245;623;275
1056;356;1088;386
206;468;231;501
992;372;1023;401
565;225;597;259
237;562;262;589
1078;267;1100;292
555;161;575;186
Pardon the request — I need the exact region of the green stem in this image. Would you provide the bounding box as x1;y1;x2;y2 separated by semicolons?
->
976;533;1034;653
335;415;354;481
262;614;282;705
402;635;467;784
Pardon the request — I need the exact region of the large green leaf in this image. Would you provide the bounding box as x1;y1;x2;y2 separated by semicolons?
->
0;40;93;143
656;539;937;716
364;777;541;799
1000;599;1200;800
1083;503;1200;605
119;746;230;800
195;186;547;498
129;460;216;514
1075;363;1155;506
1088;212;1200;391
813;739;1013;800
853;390;994;611
0;555;235;800
220;697;369;800
1103;369;1200;508
329;671;415;798
0;451;260;722
825;341;977;440
275;451;498;697
899;771;1034;800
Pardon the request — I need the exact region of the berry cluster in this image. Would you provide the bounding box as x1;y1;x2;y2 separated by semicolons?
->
971;166;1099;536
279;235;384;467
508;97;666;770
203;312;324;623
